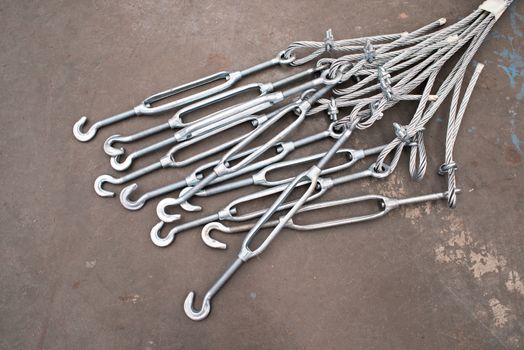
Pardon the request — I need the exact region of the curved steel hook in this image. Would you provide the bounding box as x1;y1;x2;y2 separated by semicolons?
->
103;134;125;156
156;173;219;222
179;187;202;212
184;292;211;321
201;222;262;250
94;174;119;197
110;153;134;172
183;257;243;321
156;198;182;223
74;109;137;142
119;183;147;210
73;116;98;142
150;221;176;247
201;222;231;250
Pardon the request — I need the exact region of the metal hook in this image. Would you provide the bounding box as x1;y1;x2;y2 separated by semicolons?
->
181;122;358;319
119;184;145;210
184;258;244;321
202;222;276;250
201;222;234;250
103;134;126;157
74;52;298;142
156;197;185;222
151;207;232;247
73;116;98;142
119;174;202;211
156;116;341;221
73;110;138;142
150;176;330;247
110;153;134;172
109;112;265;171
94;174;122;197
153;158;394;247
179;187;202;212
96;114;264;197
119;114;292;211
150;221;177;247
184;292;212;321
101;66;322;155
94;162;162;198
103;121;173;157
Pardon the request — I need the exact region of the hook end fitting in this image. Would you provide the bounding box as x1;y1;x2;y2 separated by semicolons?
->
201;222;230;250
103;134;125;156
184;292;211;321
73;116;97;142
150;221;175;247
110;153;133;172
179;187;203;212
156;198;182;223
94;174;116;197
120;183;146;210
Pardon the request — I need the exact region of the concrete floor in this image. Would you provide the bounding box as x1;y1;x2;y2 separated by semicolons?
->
1;1;523;349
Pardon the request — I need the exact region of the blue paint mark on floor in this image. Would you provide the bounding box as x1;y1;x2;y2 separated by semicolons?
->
512;133;523;155
510;6;523;38
495;46;524;100
491;4;523;155
492;5;523;99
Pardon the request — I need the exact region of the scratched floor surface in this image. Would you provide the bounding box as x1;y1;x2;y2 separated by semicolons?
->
0;1;523;349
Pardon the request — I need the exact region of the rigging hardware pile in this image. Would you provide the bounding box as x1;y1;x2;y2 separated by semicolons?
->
73;0;512;321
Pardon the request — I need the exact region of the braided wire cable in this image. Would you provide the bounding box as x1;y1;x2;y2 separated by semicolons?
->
440;63;485;208
283;32;406;66
282;12;463;69
299;2;508;202
357;10;493;176
308;42;451;116
309;11;487;117
399;14;494;181
374;68;439;173
334;17;449;82
409;131;427;181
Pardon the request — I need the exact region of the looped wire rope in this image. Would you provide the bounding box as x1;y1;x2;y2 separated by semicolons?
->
307;8;495;182
440;63;485;208
282;31;408;66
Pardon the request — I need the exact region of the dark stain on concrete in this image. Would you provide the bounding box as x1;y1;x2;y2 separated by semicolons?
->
206;52;230;70
505;145;522;164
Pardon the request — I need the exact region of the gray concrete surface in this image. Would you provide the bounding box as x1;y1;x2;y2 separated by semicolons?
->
1;1;523;349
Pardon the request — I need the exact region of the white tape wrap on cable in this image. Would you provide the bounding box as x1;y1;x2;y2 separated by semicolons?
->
479;0;509;20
